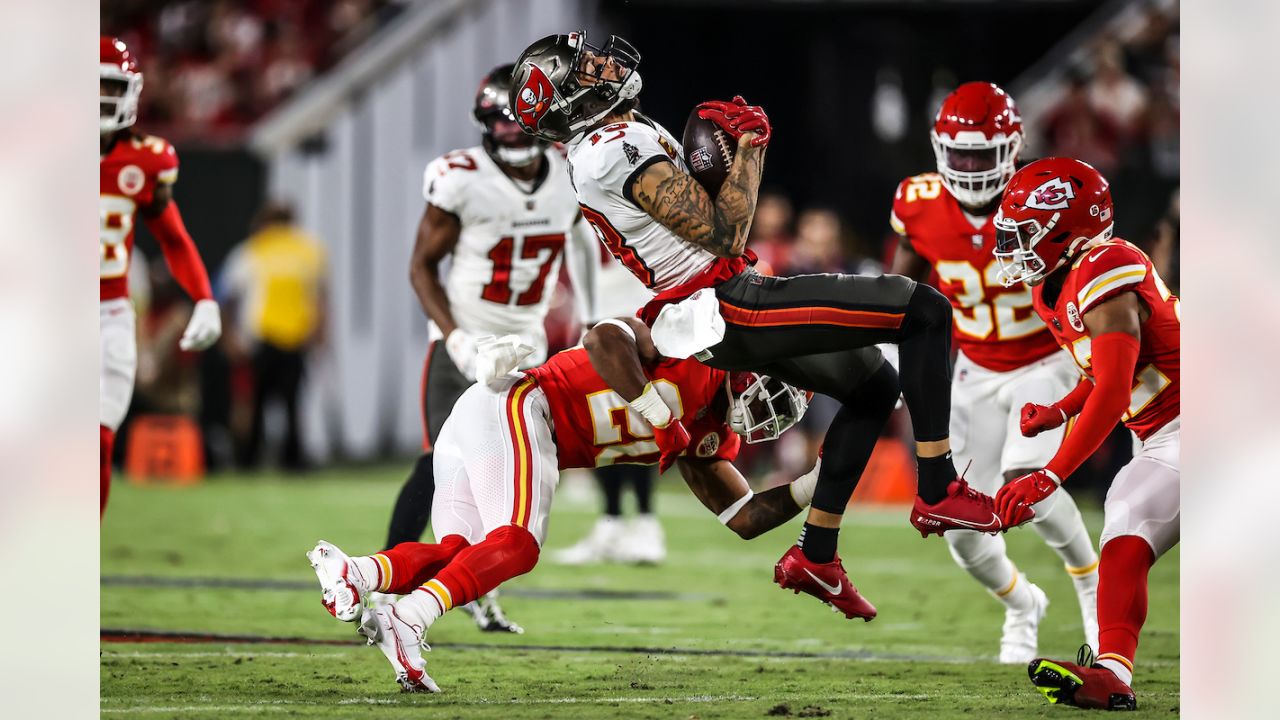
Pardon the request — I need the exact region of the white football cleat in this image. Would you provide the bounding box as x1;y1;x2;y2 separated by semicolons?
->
552;516;625;565
358;607;441;693
306;540;370;623
619;514;666;565
1073;569;1100;652
999;578;1049;665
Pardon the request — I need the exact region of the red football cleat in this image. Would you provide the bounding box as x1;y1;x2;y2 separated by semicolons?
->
773;545;877;621
1028;650;1137;711
910;479;1031;537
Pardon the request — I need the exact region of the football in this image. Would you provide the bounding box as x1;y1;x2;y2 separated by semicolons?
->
682;106;736;198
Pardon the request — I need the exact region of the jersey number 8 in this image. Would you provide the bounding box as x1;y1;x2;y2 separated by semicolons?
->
100;195;136;279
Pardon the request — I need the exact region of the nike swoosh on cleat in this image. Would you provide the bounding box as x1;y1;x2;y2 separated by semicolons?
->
928;512;1000;531
803;568;842;595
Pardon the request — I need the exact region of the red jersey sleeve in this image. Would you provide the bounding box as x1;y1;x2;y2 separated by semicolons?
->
1072;242;1150;315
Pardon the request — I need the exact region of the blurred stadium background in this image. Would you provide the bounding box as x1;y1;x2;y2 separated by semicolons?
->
103;0;1178;497
100;0;1179;714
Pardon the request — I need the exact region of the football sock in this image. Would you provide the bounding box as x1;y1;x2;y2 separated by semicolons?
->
429;525;541;608
100;425;114;517
1096;535;1154;687
812;362;899;515
915;452;958;505
596;465;626;517
945;530;1030;609
384;453;436;548
630;466;654;515
364;535;471;594
894;284;954;445
797;522;838;564
1028;488;1098;570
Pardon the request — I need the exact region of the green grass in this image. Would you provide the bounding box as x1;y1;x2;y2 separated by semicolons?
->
101;467;1179;718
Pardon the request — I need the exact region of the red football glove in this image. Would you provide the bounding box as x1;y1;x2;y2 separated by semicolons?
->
1019;403;1067;438
994;470;1060;528
696;95;771;147
652;419;691;474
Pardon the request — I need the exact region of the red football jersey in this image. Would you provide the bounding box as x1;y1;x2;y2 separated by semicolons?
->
100;133;179;301
525;347;741;470
1031;239;1180;440
891;172;1060;372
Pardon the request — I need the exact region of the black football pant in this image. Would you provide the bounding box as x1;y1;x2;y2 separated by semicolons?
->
702;269;954;512
241;342;306;471
385;340;473;549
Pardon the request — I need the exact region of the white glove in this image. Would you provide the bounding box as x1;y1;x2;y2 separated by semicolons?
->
179;299;222;351
445;328;479;381
474;335;535;387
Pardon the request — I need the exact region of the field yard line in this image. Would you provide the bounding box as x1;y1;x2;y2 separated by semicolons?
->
102;691;974;714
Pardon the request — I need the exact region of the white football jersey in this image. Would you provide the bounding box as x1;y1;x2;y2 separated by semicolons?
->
567;116;719;292
423;146;581;365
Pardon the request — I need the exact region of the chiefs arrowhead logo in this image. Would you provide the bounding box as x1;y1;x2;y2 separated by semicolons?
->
515;63;556;131
1026;177;1075;211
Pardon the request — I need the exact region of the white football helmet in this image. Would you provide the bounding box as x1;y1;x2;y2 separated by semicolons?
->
726;372;810;444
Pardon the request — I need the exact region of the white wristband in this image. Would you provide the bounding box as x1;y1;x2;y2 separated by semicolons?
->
628;382;672;428
1043;469;1063;486
718;490;755;525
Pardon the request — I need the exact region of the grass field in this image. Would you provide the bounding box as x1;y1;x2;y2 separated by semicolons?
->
101;466;1179;718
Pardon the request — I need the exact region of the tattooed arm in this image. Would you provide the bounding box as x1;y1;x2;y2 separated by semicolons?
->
629;134;766;258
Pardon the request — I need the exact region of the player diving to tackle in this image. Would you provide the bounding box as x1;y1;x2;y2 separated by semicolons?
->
508;31;1027;620
307;319;818;692
383;63;600;632
888;82;1099;663
989;158;1180;711
100;36;221;516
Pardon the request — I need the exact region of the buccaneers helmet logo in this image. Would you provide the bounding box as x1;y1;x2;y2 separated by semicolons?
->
1026;177;1076;211
515;63;556;130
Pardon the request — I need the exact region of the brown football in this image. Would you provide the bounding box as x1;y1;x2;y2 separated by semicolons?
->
682;106;736;199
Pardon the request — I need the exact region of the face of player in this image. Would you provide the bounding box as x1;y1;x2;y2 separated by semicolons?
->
577;51;627;86
101;78;127;118
944;147;998;173
488;116;537;149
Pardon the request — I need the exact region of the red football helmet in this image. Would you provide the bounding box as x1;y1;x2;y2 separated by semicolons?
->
993;157;1114;287
930;82;1023;208
101;36;143;133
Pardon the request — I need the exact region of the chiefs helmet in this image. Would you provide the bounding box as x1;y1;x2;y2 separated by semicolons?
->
101;36;143;134
473;64;547;168
726;372;810;444
931;82;1023;208
510;31;642;142
993;157;1114;287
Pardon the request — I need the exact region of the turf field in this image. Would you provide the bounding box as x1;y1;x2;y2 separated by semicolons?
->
101;467;1179;718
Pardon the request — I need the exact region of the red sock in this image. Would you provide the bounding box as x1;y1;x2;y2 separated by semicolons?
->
373;535;470;593
1096;535;1155;668
430;525;540;608
100;425;115;518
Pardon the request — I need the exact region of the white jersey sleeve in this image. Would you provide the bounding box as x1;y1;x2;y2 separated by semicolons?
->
567;118;719;292
422;151;476;216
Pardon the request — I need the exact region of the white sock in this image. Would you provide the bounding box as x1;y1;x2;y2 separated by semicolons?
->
945;531;1032;611
395;586;447;630
348;556;381;592
1030;490;1098;570
1097;657;1133;686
